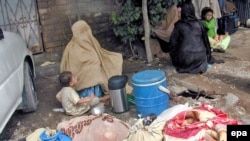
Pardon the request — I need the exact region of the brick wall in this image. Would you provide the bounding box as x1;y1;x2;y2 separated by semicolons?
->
36;0;123;60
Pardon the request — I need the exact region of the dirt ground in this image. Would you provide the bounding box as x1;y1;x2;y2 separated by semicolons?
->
1;27;250;141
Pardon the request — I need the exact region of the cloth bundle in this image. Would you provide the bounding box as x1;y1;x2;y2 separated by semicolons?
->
163;103;241;141
56;114;130;141
124;104;191;141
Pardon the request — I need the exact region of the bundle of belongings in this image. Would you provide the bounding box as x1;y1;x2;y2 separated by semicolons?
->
26;104;240;141
124;104;189;141
124;103;241;141
26;114;130;141
56;113;130;141
217;0;240;35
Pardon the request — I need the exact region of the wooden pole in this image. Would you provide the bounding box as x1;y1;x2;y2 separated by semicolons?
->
142;0;153;63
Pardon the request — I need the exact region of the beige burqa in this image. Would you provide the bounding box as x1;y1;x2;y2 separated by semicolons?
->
60;20;123;94
154;5;180;42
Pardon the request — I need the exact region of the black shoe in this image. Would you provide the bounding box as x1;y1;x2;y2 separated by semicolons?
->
213;48;225;53
214;59;225;64
208;56;225;64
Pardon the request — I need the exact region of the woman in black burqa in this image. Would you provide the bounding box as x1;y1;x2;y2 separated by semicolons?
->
169;0;216;74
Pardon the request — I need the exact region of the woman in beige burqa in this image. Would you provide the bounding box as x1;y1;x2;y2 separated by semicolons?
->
154;4;181;43
154;3;181;53
60;20;123;98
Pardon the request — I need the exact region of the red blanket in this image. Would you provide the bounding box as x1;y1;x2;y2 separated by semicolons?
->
164;103;241;140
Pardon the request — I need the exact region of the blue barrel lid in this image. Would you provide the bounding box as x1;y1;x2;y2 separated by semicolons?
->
131;70;166;84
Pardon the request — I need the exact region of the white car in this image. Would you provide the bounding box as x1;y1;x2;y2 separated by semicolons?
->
0;28;37;133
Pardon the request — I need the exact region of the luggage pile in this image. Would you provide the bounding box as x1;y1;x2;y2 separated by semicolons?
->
217;0;240;34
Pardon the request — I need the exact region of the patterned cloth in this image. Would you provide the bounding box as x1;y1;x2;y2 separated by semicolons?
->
57;114;130;141
163;103;241;141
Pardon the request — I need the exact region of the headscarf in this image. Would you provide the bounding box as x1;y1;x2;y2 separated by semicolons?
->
180;0;197;23
60;20;123;94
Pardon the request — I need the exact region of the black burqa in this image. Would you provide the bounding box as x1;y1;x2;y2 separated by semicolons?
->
169;1;213;74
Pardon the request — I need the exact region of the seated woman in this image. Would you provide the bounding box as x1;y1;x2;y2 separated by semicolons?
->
201;7;231;52
154;3;181;52
60;20;123;99
169;0;214;74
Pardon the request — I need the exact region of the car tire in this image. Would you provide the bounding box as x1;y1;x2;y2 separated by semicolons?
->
22;61;37;112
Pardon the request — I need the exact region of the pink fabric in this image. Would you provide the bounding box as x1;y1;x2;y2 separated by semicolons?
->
164;103;241;140
57;114;130;141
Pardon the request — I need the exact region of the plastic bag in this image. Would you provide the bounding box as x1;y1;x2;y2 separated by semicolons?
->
40;130;71;141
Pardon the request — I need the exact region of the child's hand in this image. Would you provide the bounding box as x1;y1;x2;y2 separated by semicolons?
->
89;93;95;100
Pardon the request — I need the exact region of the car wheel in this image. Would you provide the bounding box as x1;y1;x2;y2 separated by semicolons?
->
22;61;37;112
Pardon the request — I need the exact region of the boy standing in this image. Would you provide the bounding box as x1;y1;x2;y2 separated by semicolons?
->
56;71;109;116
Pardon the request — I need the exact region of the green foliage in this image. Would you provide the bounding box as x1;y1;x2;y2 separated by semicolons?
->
148;0;166;27
112;1;143;43
112;0;182;44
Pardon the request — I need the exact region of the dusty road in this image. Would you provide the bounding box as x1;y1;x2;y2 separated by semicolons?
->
0;27;250;140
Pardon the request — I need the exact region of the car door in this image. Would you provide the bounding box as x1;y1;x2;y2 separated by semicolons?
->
0;30;24;132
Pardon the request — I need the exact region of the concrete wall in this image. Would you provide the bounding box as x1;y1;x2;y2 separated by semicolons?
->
36;0;123;61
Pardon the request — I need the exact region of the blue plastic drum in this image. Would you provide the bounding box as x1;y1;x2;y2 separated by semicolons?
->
131;70;169;117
